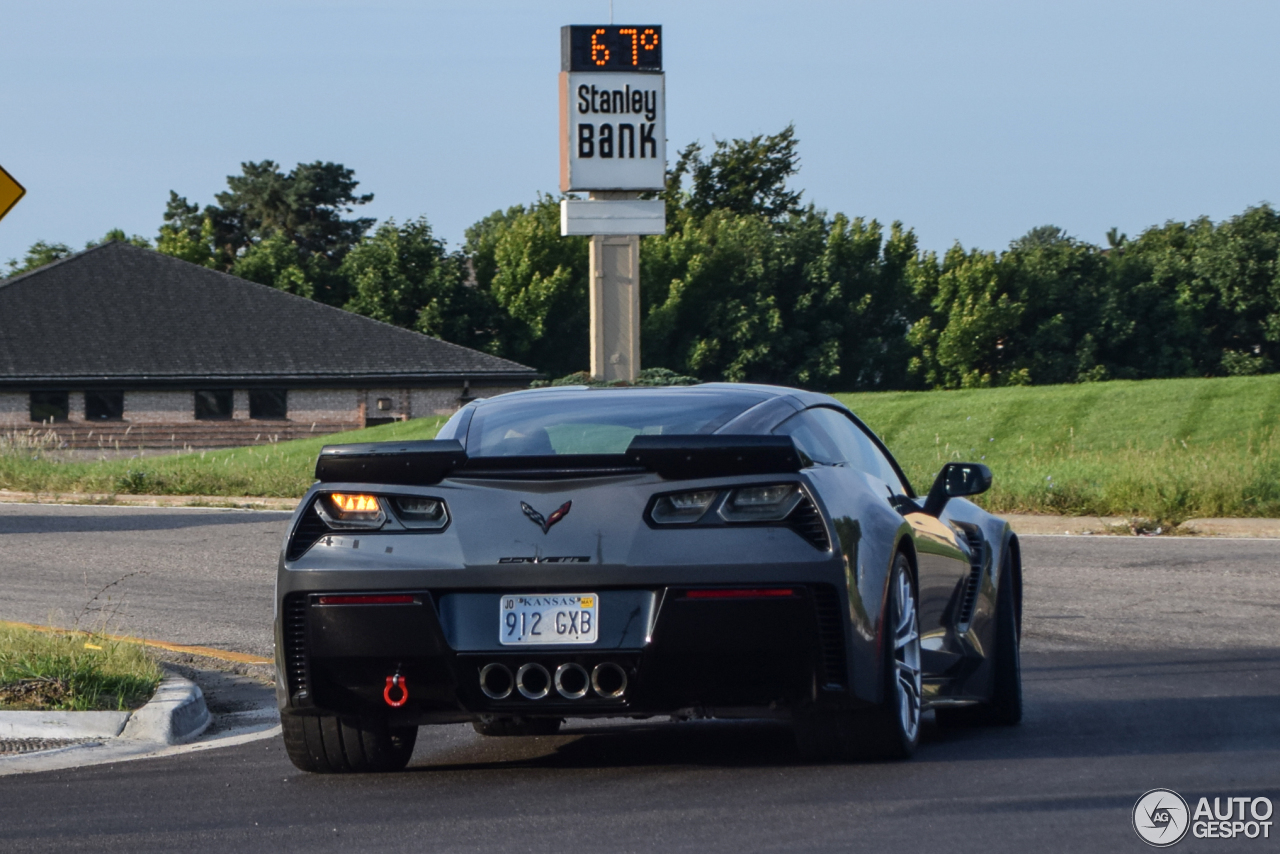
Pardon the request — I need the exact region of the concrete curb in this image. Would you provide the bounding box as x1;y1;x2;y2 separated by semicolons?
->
0;710;129;740
0;490;297;510
120;673;211;745
0;671;209;748
1005;514;1280;538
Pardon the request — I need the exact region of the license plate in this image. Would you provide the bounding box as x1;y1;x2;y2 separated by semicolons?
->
499;593;598;645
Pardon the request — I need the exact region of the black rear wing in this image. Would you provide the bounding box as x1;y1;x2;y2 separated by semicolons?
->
314;440;466;485
624;434;803;479
314;435;802;484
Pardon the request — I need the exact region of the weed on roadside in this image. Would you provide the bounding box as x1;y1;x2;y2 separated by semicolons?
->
0;624;161;712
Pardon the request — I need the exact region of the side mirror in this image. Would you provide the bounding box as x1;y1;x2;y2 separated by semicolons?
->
922;462;992;517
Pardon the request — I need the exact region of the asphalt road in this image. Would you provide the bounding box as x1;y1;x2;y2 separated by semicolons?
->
1;504;1278;852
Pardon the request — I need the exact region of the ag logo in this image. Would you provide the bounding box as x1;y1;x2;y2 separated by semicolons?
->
1133;789;1190;847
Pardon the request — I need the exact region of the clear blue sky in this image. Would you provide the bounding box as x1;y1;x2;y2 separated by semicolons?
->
2;1;1277;264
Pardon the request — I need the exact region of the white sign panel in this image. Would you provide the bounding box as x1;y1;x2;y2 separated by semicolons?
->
559;72;665;192
560;199;666;235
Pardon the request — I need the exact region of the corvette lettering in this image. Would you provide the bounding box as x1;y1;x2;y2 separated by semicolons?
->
498;556;589;564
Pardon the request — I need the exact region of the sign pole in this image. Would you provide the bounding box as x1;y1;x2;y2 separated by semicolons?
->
559;25;665;384
588;192;641;383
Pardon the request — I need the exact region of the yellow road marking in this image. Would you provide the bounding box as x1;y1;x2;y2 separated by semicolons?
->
0;620;272;665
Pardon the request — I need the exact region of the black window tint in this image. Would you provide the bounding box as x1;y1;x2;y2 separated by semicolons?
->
249;389;287;420
467;389;768;456
85;390;124;421
29;391;69;422
194;389;233;420
773;410;843;465
806;407;906;493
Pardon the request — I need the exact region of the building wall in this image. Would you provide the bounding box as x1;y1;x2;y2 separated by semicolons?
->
468;386;528;403
0;382;530;446
0;392;27;423
289;389;364;427
124;390;197;424
67;391;86;423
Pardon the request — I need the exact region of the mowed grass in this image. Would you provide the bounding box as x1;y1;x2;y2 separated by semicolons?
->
838;374;1280;521
0;416;448;498
0;623;162;712
1;376;1278;520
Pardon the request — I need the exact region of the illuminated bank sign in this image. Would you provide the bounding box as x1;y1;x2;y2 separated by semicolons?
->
559;25;665;192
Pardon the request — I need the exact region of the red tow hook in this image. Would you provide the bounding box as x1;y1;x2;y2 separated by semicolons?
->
383;672;409;708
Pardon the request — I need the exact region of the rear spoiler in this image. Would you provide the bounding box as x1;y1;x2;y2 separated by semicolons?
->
314;435;803;484
623;434;803;480
314;440;466;485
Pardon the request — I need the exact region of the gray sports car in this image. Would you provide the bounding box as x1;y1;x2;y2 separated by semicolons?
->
275;383;1023;772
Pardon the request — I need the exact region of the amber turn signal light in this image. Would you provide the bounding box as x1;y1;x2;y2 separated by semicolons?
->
315;492;387;530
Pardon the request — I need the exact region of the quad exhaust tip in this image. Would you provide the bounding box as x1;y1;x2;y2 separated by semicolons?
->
479;661;628;700
479;663;514;700
591;662;627;699
516;663;551;700
555;663;590;699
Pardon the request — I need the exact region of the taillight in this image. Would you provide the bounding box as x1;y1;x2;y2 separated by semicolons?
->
718;484;803;522
314;493;386;529
393;496;449;529
650;489;717;524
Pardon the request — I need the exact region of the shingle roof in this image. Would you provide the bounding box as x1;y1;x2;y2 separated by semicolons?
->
0;242;536;388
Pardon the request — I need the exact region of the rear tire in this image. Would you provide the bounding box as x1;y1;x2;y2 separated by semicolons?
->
281;713;417;773
793;552;921;761
936;547;1022;728
471;716;563;737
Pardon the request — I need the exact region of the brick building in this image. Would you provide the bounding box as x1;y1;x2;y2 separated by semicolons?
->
0;242;536;449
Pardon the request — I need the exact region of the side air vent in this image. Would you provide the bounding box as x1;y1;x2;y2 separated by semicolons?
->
286;500;328;561
957;527;985;626
810;584;848;691
787;495;831;551
282;595;311;700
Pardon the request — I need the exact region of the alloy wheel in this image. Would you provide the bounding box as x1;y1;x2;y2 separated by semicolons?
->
892;566;922;742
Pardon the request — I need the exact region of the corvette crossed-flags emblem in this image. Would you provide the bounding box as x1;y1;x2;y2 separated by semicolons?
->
521;501;572;534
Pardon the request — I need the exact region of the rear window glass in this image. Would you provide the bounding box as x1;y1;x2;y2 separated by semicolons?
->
466;390;767;456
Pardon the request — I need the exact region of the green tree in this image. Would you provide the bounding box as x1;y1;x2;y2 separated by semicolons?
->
1000;226;1112;384
4;240;74;277
908;245;1026;388
86;228;151;249
664;124;802;223
231;232;319;298
156;191;217;267
465;196;589;376
341;218;502;351
162;161;374;305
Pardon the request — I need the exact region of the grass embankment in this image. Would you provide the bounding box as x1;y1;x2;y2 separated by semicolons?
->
0;624;162;711
0;416;448;499
1;376;1277;521
839;374;1280;522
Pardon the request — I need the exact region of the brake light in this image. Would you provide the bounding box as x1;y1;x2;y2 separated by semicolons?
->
685;588;795;599
316;594;417;605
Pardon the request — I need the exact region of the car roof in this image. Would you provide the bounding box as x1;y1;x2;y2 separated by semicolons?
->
468;382;846;428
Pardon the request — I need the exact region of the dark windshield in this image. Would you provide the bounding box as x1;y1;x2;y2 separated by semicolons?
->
466;388;768;456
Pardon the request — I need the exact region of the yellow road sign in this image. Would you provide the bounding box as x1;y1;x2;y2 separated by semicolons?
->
0;164;26;223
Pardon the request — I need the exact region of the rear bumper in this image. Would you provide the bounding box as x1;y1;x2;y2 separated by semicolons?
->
275;582;855;723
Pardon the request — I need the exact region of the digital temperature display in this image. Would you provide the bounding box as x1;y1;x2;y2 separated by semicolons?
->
561;25;662;72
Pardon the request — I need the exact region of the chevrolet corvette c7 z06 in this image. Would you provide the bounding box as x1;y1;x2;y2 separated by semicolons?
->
275;383;1022;772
